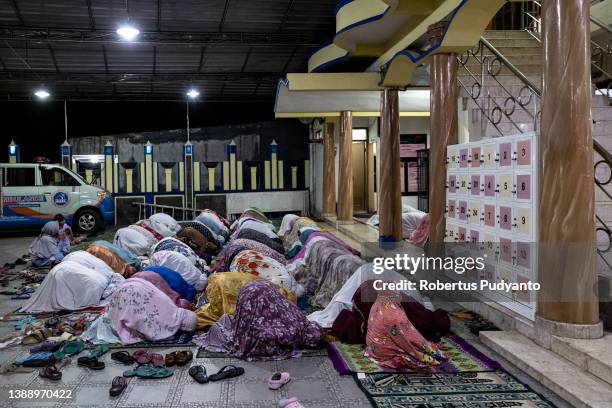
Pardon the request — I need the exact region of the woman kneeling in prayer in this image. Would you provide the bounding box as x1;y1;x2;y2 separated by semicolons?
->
195;280;323;361
106;278;197;345
21;260;118;312
364;291;447;370
29;221;69;267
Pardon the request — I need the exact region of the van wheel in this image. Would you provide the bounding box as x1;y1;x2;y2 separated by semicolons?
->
74;209;101;233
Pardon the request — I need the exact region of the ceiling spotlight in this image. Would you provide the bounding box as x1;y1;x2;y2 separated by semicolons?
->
187;89;200;99
117;25;140;41
34;89;50;99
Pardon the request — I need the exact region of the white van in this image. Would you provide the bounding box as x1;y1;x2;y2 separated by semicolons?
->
0;163;114;233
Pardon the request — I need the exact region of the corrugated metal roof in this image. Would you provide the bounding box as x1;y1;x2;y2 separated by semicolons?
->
0;0;336;100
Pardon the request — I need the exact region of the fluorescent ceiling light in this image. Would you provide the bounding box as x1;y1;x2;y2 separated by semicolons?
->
187;89;200;98
34;89;50;99
117;25;140;41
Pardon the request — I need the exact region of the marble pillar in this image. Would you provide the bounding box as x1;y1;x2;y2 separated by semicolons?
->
337;111;353;223
429;54;458;243
323;122;337;216
537;0;600;332
379;88;403;241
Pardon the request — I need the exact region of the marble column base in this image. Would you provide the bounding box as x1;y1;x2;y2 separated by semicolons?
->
534;315;603;348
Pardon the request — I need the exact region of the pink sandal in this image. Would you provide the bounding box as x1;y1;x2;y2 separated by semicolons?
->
279;397;304;408
268;372;291;390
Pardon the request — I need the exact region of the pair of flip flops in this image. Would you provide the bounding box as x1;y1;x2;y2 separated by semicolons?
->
0;364;34;374
189;365;244;384
11;287;35;299
53;340;85;359
164;350;193;367
39;365;62;381
30;340;63;353
87;344;109;359
123;364;173;379
77;356;105;370
21;328;52;345
132;350;164;367
110;351;135;365
15;352;56;367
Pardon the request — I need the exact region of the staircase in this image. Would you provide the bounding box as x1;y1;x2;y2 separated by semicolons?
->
456;21;612;408
457;28;612;328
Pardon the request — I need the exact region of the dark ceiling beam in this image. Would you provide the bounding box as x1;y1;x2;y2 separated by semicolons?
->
278;0;294;32
0;93;274;102
85;0;96;31
197;46;206;73
241;47;252;72
157;0;162;32
9;0;24;26
281;45;298;73
219;0;231;33
0;71;282;83
0;27;322;46
101;44;109;74
47;43;60;73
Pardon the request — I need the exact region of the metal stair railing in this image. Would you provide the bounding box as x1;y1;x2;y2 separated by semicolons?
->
457;35;612;270
522;0;612;82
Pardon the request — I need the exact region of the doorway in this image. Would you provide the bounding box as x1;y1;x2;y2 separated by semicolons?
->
352;128;368;212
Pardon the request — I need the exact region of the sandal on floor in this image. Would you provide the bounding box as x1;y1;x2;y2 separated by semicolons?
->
56;357;72;370
132;350;151;364
77;356;105;370
39;365;62;381
15;352;56;367
209;365;244;381
268;372;291;390
188;365;208;384
0;364;35;374
109;376;127;397
14;316;36;330
54;340;84;359
88;344;110;358
21;328;51;345
11;293;31;300
175;350;193;366
123;364;173;379
150;353;164;367
30;340;63;353
279;397;304;408
111;351;135;365
164;352;176;367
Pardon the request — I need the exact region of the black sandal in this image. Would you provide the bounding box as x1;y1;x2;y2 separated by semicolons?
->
209;365;244;381
39;365;62;381
111;351;135;365
77;356;105;370
188;365;209;384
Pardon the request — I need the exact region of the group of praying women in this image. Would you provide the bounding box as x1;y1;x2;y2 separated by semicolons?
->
22;207;451;370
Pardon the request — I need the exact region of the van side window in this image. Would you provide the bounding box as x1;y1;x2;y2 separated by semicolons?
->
5;168;35;187
41;168;80;187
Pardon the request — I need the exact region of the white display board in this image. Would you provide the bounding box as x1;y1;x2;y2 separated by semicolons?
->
445;133;537;320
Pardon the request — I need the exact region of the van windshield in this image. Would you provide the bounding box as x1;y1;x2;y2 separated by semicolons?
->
41;167;81;187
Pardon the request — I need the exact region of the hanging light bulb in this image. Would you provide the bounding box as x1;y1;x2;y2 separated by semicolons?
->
34;89;50;99
186;89;200;99
117;25;140;41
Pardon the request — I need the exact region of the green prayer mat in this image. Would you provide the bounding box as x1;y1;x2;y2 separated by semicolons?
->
328;336;502;374
355;370;555;407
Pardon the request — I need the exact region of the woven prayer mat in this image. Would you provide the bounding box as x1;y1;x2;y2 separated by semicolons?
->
354;370;555;407
196;347;328;359
328;335;502;375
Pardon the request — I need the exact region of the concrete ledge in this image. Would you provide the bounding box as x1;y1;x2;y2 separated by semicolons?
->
551;333;612;387
481;330;612;408
535;316;603;348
